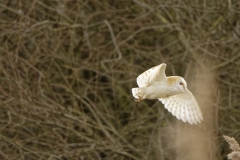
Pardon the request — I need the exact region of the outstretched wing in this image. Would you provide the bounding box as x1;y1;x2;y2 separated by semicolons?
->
158;89;203;124
137;63;167;87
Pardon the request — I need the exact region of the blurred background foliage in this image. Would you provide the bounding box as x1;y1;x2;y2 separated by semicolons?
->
0;0;240;159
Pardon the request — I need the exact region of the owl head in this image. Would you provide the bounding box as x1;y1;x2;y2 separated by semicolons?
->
177;77;187;92
167;76;187;94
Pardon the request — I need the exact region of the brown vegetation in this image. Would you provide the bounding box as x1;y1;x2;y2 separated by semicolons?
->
174;61;219;160
224;135;240;160
0;0;240;159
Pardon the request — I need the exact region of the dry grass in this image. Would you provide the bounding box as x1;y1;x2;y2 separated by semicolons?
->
224;135;240;160
175;61;219;160
0;0;240;159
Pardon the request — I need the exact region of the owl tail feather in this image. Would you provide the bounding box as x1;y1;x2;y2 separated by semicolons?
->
132;88;143;99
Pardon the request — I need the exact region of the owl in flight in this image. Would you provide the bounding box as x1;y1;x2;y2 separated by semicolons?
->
132;63;203;124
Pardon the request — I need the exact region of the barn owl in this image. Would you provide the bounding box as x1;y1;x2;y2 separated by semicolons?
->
132;63;203;124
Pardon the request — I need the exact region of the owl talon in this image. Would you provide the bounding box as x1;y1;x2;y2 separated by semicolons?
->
134;97;143;102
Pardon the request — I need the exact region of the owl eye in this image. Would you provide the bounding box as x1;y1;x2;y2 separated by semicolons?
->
179;82;185;89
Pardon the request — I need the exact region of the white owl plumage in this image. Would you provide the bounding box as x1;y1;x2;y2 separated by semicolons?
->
132;63;203;124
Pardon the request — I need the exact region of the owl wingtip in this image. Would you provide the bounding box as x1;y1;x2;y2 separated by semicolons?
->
161;63;167;68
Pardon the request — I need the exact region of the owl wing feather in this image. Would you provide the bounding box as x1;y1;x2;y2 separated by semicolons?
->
158;89;203;124
137;63;166;87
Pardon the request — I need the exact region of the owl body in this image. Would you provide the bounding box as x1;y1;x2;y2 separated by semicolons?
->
132;63;203;124
133;76;183;99
133;85;168;100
